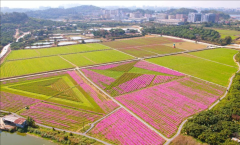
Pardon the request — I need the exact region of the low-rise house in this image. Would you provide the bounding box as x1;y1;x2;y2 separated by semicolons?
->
2;115;27;128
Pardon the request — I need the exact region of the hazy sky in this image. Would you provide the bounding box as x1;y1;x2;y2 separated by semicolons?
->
1;1;240;9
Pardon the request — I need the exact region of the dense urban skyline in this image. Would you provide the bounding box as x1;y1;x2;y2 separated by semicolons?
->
2;1;240;9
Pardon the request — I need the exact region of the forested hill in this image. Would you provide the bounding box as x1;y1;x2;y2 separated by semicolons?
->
0;12;28;23
165;8;197;15
0;12;65;51
25;5;102;19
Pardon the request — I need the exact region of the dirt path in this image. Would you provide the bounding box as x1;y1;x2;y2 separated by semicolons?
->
58;55;78;67
83;56;97;64
14;29;19;39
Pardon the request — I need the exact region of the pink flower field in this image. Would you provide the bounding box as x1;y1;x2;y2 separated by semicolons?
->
151;75;178;86
116;77;225;137
21;102;102;131
89;108;165;145
82;60;186;97
81;69;115;89
67;71;119;113
134;61;185;76
107;74;155;96
0;92;40;112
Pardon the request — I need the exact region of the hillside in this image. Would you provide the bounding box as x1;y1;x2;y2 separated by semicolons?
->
25;5;102;19
165;8;197;15
0;12;65;51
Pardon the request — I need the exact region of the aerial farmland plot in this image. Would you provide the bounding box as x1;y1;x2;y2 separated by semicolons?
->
81;60;226;138
102;36;184;49
0;56;74;78
1;71;119;131
165;41;208;50
147;49;239;87
6;43;110;60
1;35;238;144
61;50;134;67
88;108;166;144
102;37;185;57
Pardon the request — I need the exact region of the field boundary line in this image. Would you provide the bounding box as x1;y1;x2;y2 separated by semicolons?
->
6;48;112;62
76;68;170;141
164;53;240;145
0;59;139;81
135;47;159;55
0;68;75;81
98;43;137;58
144;60;227;88
58;55;78;67
185;53;238;68
83;107;121;134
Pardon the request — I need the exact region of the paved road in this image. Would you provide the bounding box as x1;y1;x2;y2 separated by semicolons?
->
0;110;110;145
76;69;170;141
0;32;30;60
0;44;11;59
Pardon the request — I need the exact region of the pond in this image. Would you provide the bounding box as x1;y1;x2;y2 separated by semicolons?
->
0;131;56;145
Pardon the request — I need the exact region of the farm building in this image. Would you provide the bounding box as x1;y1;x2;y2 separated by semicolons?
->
2;115;27;128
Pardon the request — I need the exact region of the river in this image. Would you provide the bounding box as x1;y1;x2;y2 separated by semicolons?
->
0;131;56;145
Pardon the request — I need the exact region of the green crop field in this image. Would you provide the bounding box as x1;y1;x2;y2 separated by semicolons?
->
215;29;240;40
189;48;239;67
62;50;134;67
102;37;182;49
1;56;74;78
6;43;110;60
147;53;238;86
118;48;156;57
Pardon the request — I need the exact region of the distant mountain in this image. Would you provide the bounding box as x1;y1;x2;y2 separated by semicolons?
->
1;7;37;13
25;5;103;19
165;8;197;15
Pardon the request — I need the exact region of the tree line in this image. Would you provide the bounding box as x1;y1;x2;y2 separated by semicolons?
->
143;25;232;45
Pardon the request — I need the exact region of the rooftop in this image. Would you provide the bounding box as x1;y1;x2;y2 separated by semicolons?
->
3;115;26;125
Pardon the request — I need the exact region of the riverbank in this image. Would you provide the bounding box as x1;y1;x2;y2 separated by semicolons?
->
0;131;56;145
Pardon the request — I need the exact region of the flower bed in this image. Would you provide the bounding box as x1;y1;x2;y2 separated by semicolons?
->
116;77;225;137
81;61;186;97
89;108;165;145
0;92;40;112
151;75;178;86
67;71;119;113
21;102;102;131
134;61;184;76
81;69;115;89
107;74;155;96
